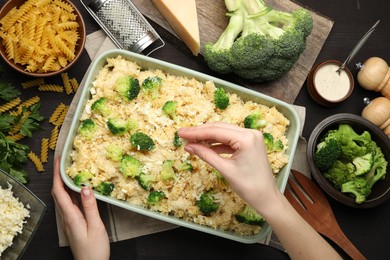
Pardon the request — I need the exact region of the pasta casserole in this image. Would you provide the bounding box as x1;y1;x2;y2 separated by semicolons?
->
66;55;291;235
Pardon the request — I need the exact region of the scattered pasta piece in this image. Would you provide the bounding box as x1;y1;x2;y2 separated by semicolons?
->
28;151;44;172
61;72;73;95
40;138;49;163
53;105;69;126
10;96;40;115
69;77;79;92
49;125;59;150
21;78;45;89
49;103;67;124
38;84;63;92
0;97;22;113
5;133;25;142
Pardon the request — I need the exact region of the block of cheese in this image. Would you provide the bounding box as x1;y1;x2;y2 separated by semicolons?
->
151;0;200;56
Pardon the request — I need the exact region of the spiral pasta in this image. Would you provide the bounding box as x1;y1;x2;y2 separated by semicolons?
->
21;78;45;89
70;77;79;92
28;151;44;172
40;138;49;163
53;105;69;126
49;125;59;150
61;72;73;95
10;96;40;116
5;133;25;142
49;103;67;124
38;84;63;92
0;98;22;113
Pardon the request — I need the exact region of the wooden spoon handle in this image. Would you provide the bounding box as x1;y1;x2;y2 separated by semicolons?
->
325;227;366;260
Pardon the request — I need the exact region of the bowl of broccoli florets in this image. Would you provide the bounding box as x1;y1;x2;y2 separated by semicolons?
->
307;113;390;208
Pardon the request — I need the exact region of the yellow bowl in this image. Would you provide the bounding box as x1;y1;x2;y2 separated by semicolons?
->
0;0;86;77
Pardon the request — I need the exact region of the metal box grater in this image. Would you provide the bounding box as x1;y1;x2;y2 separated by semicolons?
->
80;0;165;55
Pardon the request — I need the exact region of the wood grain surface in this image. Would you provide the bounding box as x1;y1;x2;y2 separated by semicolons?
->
132;0;334;103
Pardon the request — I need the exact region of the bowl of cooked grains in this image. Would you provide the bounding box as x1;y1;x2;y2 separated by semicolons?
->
0;0;86;77
0;168;46;259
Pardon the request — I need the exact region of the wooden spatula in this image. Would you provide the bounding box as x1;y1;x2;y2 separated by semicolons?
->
284;169;366;260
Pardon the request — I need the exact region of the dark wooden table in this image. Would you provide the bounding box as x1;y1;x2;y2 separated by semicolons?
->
2;0;389;259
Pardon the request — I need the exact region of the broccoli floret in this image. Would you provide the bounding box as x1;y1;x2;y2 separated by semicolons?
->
162;101;178;121
323;160;355;190
244;112;267;129
214;86;229;109
130;132;155;151
105;144;122;162
138;172;155;191
91;97;110;117
173;131;182;147
314;138;342;171
107;118;131;135
116;76;140;101
263;132;283;152
341;177;371;204
353;153;374;176
196;191;219;215
78;119;97;139
177;161;193;172
96;181;115;196
160;160;175;180
204;0;313;82
366;145;388;188
235;205;265;225
74;170;93;186
119;155;142;178
142;76;162;99
147;190;166;206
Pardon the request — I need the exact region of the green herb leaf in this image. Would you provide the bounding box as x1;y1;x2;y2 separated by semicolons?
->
0;82;20;101
0;113;16;132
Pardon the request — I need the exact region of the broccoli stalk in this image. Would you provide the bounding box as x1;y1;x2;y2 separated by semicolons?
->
341;178;371;204
204;0;313;82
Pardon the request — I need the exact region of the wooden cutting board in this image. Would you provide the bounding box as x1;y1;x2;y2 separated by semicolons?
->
132;0;334;104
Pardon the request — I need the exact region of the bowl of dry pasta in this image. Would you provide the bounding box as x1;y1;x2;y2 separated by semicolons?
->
0;0;86;77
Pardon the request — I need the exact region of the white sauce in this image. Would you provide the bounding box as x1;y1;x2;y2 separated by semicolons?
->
314;63;351;102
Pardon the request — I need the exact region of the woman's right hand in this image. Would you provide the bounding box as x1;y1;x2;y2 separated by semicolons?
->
178;122;281;212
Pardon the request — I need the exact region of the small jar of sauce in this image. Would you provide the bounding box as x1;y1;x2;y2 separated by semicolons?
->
307;60;354;106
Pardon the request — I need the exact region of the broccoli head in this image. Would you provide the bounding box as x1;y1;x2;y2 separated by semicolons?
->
353;153;374;176
107;118;131;135
130;132;155;151
173;131;182;147
314;138;342;171
162;101;178;121
235;205;265;225
263;132;283;152
105;144;123;162
244;112;267;129
116;76;140;101
96;181;115;196
147;190;166;206
78;119;97;139
214;86;229;110
119;154;142;178
341;177;371;204
196;191;219;215
323;160;355;190
91;97;110;117
138;172;155;191
74;170;93;186
160;160;175;180
177;161;193;172
142;76;162;99
204;0;313;82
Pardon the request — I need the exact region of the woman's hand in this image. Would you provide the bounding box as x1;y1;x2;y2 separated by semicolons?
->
51;157;110;260
178;122;280;212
